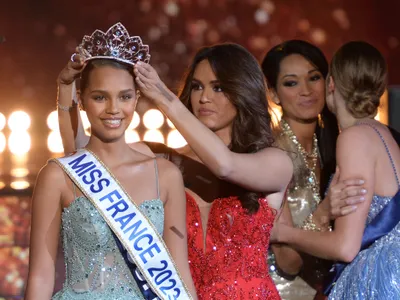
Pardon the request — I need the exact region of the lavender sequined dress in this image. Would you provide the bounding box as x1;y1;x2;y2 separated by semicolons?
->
52;197;164;300
328;193;400;299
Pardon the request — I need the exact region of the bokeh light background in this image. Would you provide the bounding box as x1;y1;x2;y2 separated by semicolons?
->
0;0;399;298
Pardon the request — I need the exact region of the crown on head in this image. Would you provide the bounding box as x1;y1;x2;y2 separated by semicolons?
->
78;22;150;65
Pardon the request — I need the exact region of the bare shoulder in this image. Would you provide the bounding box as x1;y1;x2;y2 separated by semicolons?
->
337;125;376;155
33;160;67;199
128;142;156;158
155;157;182;181
38;160;66;184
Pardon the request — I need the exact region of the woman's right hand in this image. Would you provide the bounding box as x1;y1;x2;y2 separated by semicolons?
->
57;47;85;86
325;167;367;219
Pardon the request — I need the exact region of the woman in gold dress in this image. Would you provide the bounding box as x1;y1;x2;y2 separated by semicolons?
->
262;40;366;300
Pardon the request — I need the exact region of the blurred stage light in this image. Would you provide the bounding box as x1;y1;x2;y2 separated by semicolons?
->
270;106;282;126
0;132;6;153
166;118;175;129
10;168;29;178
0;181;5;190
47;131;64;153
80;111;91;129
128;112;140;129
167;130;187;148
8;111;31;131
125;130;140;143
8;131;31;155
143;129;164;143
10;180;30;190
47;110;59;131
143;109;164;129
0;112;6;130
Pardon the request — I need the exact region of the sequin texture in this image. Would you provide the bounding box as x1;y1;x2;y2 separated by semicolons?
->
328;194;400;299
268;126;330;300
186;193;280;299
52;197;164;300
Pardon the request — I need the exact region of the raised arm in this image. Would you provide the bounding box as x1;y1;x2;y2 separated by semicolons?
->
57;49;89;154
134;63;293;194
161;160;198;299
276;127;375;262
25;163;64;299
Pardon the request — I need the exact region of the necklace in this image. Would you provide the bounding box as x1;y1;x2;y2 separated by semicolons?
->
280;119;321;204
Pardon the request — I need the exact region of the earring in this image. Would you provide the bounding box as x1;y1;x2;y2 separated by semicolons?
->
136;90;141;99
318;114;324;128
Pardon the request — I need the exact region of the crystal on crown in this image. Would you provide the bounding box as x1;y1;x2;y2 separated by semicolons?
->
77;22;150;65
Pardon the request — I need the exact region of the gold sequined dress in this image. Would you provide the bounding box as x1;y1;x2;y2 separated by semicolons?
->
268;122;330;300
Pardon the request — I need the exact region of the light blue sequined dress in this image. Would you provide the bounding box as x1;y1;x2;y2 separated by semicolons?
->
329;125;400;300
52;197;164;300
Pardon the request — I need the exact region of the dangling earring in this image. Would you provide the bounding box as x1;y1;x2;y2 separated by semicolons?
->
318;114;324;128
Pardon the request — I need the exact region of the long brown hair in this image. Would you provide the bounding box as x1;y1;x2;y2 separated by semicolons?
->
179;43;275;214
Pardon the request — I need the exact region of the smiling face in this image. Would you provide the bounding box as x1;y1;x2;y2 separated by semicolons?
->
79;62;137;143
189;59;237;133
273;54;326;123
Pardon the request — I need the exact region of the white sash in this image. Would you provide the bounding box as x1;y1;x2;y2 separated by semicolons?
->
54;149;192;300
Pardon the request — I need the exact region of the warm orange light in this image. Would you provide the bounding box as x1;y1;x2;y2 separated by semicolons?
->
167;130;187;148
47;131;64;153
143;129;164;143
10;180;30;190
8;111;31;131
143;109;164;129
8;131;31;155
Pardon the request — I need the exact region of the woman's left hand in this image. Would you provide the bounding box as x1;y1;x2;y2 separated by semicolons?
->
134;62;177;105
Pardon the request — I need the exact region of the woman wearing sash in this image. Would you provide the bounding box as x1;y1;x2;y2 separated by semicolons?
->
59;42;365;299
261;40;366;300
25;24;197;300
272;41;400;299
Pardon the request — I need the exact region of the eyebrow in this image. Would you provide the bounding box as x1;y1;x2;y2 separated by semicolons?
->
192;78;220;85
281;68;320;79
90;88;135;94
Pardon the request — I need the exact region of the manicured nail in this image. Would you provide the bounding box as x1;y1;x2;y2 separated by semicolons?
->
359;180;365;184
361;189;367;194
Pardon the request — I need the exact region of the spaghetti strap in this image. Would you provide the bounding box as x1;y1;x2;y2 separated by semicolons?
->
72;181;78;199
153;158;160;199
357;122;400;186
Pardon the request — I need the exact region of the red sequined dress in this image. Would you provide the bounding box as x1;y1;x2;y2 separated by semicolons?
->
145;143;281;300
186;193;280;299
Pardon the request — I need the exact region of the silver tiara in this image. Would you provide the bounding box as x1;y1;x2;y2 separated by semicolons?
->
78;22;150;65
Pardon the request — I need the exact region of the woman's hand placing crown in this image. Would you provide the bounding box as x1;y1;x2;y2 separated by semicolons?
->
134;62;178;106
57;47;85;86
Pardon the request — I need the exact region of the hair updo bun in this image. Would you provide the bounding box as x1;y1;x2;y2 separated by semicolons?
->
330;41;387;118
347;89;381;118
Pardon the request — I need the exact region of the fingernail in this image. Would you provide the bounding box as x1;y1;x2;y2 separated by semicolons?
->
359;196;365;201
361;189;367;194
359;180;365;184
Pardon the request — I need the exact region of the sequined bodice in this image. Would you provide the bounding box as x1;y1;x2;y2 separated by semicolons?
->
328;192;400;299
275;129;320;225
268;129;329;300
187;194;280;299
52;197;164;300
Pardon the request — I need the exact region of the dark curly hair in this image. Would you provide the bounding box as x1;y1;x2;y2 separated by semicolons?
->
179;43;275;214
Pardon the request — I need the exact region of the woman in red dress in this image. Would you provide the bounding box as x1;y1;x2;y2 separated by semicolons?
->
59;43;304;299
133;44;296;299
